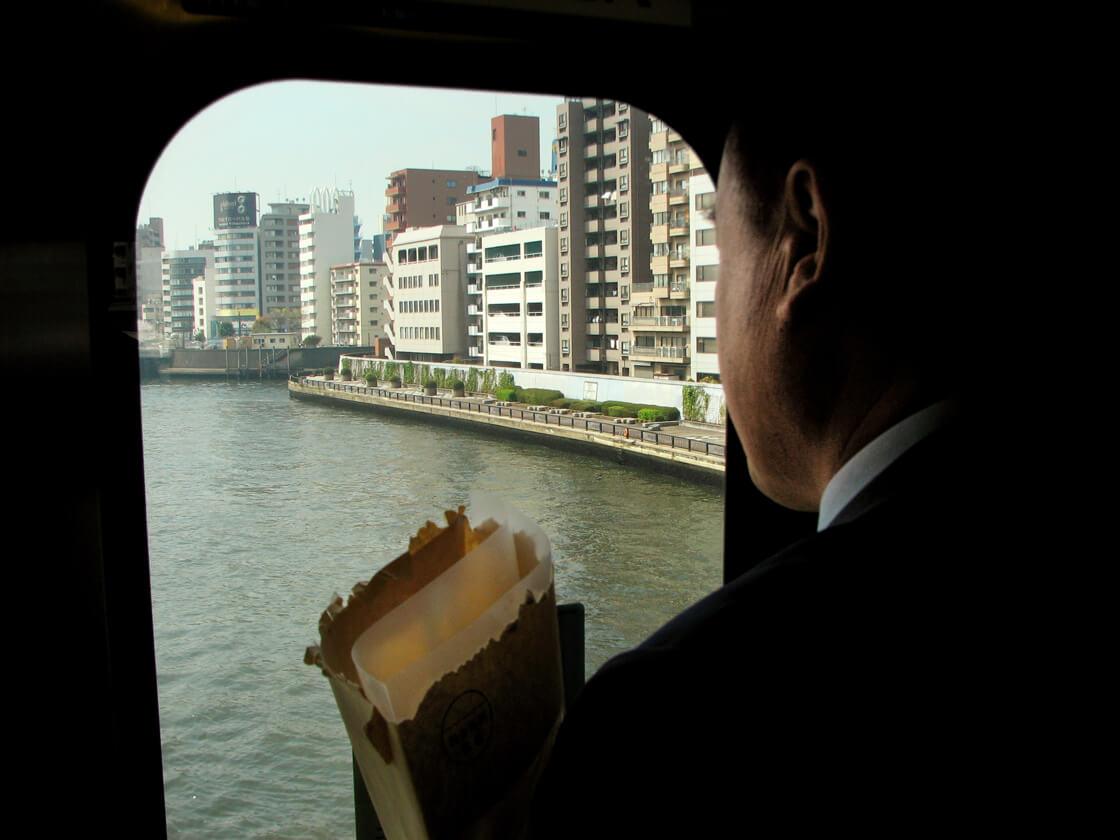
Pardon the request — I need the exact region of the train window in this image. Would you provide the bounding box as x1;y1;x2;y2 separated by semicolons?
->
137;80;722;837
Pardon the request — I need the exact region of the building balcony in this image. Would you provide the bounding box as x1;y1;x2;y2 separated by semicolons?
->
630;344;689;361
385;218;405;233
668;190;689;206
386;183;404;197
386;200;405;214
631;315;688;331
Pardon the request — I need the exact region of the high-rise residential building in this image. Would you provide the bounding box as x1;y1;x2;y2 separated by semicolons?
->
330;260;388;346
491;114;540;180
384;225;474;362
631;117;695;379
299;189;359;343
384;168;485;246
136;217;164;249
259;201;309;325
474;227;561;370
689;165;720;381
161;245;213;345
135;216;165;314
211;192;262;336
555;96;651;375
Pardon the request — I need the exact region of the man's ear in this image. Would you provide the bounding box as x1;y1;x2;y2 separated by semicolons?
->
779;160;828;306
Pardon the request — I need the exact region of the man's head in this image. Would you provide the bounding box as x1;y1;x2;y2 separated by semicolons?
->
715;93;982;510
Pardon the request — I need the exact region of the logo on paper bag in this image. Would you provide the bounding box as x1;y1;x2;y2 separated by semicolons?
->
441;690;493;763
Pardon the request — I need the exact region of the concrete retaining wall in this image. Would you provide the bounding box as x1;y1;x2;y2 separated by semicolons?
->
338;355;727;425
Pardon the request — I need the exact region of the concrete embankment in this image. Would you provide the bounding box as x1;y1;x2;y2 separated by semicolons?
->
288;377;725;484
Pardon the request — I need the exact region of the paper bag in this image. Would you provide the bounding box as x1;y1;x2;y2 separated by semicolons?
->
305;496;564;840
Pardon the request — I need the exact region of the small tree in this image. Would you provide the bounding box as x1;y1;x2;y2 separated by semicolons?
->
303;334;322;347
218;322;235;338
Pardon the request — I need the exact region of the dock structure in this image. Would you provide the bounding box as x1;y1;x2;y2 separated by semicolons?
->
288;375;725;483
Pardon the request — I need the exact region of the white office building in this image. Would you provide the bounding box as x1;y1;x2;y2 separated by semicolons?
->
299;189;359;343
385;225;474;361
475;227;561;370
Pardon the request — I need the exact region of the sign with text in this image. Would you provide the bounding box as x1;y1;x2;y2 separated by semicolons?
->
213;193;258;229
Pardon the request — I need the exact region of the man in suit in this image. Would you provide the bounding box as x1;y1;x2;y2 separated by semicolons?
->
525;80;1039;836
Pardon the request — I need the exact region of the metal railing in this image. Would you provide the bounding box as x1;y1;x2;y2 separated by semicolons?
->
291;376;725;459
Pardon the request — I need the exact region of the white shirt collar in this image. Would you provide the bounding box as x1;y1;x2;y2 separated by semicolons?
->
817;399;958;532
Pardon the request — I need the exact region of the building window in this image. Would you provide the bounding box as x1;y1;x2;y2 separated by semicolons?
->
561;313;569;328
695;229;717;246
620;257;629;274
560;212;567;229
619;174;629;192
561;262;568;277
540;211;551;220
696;265;719;283
697;337;717;354
696;301;716;318
561;287;569;303
560;237;567;253
558;113;567;131
695;192;716;211
446;180;457;188
620;228;629;246
562;339;569;354
619;147;628;166
560;187;568;204
620;201;629;219
559;163;567;179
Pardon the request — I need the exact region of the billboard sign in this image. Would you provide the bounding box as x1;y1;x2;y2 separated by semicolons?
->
213;193;258;229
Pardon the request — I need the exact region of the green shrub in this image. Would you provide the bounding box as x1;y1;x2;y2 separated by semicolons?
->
466;368;479;393
515;388;565;405
550;398;574;408
322;367;334;376
569;400;603;412
424;378;437;388
599;401;679;421
451;379;465;391
497;371;516;391
495;387;517;401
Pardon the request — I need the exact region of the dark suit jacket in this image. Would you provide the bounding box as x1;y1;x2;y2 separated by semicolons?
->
528;421;1036;837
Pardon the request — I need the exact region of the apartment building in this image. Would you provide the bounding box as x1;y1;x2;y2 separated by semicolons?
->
299;189;359;343
211;192;262;336
259;201;308;322
385;225;474;361
555;96;651;375
135;217;165;308
689;166;720;381
161;246;213;345
330;260;388;346
470;227;561;369
384;168;485;247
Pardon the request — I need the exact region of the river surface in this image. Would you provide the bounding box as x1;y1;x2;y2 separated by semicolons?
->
141;379;724;839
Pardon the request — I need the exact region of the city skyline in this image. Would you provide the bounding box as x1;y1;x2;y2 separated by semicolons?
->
137;80;570;250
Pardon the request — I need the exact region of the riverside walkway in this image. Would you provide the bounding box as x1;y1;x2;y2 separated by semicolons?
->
288;375;725;481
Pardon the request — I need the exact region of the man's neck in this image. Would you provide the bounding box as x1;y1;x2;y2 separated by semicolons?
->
817;399;959;530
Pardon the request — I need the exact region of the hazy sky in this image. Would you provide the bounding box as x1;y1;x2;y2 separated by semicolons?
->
137;80;571;250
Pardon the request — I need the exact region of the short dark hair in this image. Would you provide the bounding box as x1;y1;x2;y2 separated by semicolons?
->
721;80;993;393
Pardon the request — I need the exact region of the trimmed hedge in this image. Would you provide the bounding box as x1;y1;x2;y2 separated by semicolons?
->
513;388;565;405
495;387;518;401
600;400;680;421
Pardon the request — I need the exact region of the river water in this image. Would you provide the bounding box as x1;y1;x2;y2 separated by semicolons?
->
141;378;724;839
